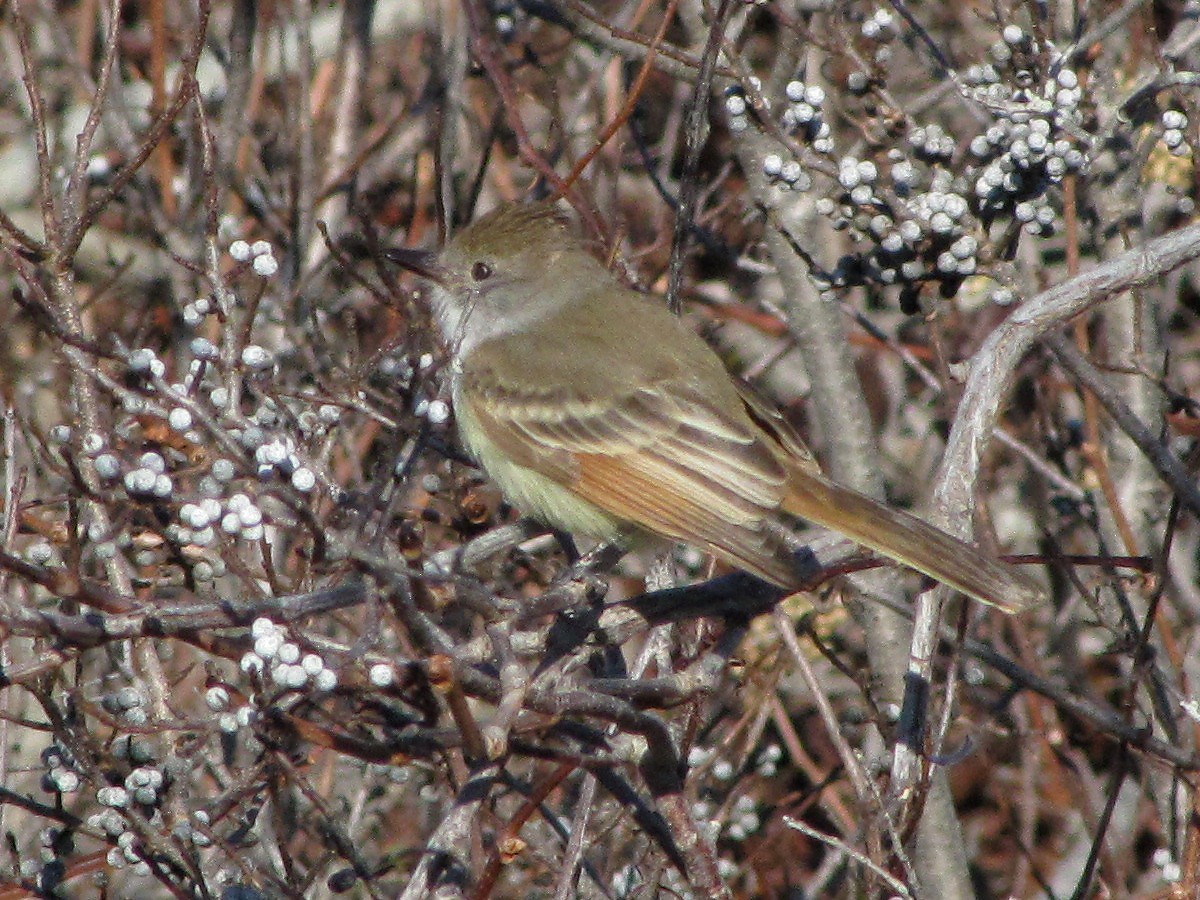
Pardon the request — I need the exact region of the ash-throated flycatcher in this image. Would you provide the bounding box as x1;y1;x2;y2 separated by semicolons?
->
387;202;1043;613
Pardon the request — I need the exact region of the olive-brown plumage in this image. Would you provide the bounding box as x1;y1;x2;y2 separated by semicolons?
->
388;202;1044;613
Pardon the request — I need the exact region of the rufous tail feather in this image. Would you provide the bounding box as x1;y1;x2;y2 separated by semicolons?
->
780;469;1044;613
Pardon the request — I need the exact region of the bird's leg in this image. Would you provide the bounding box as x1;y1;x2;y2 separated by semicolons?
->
548;526;581;563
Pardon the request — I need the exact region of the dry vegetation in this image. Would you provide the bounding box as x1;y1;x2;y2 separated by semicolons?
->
3;0;1200;897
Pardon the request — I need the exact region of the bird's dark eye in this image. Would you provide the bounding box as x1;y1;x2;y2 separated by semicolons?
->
471;261;493;281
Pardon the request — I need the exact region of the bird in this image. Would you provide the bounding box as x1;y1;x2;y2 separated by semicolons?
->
386;201;1044;613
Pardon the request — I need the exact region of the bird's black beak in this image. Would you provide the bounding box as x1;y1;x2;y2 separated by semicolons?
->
384;247;447;286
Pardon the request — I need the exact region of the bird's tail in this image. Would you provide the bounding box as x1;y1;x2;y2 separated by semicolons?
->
780;469;1045;613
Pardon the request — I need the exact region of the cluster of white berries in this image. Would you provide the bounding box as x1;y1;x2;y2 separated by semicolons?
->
725;794;763;842
29;828;71;892
95;346;336;573
123;451;173;500
1153;846;1183;884
690;789;762;850
414;397;451;426
74;735;168;876
239;617;339;693
123;765;165;806
171;810;214;849
761;151;807;191
797;22;1094;310
107;832;151;876
84;801;151;876
844;7;899;86
41;744;80;794
101;686;149;727
110;338;327;564
128;347;167;379
171;495;218;546
758;78;835;193
220;492;265;541
963;30;1088;235
811;158;979;304
781;80;832;152
837;156;880;204
1162;109;1189;155
206;684;259;737
233;401;323;492
41;220;364;594
682;742;784;880
229;238;280;277
908;124;956;162
181;295;216;328
860;7;898;41
907;189;971;238
723;78;761;134
756;742;783;777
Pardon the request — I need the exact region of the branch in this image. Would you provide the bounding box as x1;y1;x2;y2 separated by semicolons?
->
934;221;1200;527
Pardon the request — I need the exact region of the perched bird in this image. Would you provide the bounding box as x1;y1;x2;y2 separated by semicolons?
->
388;202;1044;613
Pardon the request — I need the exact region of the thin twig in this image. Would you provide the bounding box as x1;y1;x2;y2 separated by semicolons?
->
1045;332;1200;519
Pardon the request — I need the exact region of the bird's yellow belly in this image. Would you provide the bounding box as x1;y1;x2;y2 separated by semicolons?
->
454;396;624;540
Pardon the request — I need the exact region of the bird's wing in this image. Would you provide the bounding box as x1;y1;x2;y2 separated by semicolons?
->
459;341;805;586
732;378;821;475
